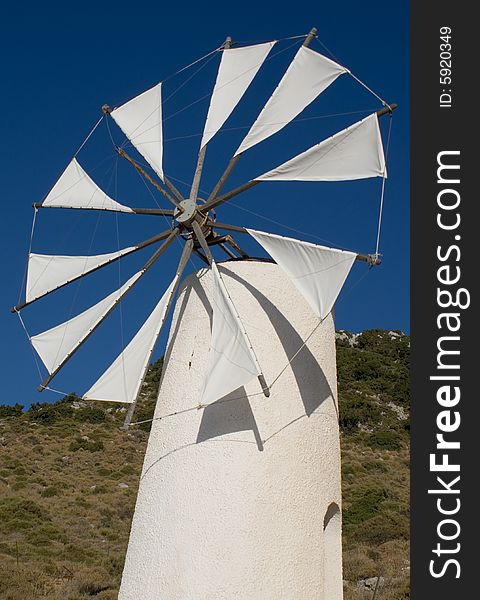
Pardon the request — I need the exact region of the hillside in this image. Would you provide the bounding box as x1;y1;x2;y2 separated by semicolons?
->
0;329;409;599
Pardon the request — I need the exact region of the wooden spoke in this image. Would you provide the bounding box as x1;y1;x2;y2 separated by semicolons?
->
116;146;183;211
33;203;175;217
192;221;213;264
12;228;177;313
122;237;193;429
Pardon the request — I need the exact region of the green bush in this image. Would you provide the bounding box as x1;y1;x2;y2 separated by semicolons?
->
0;497;48;533
343;487;388;528
74;406;107;423
339;393;382;433
367;429;404;451
0;403;24;418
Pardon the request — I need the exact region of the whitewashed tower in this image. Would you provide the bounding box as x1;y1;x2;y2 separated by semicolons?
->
119;260;344;599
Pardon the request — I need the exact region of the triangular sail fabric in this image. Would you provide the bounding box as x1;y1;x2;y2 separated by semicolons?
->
247;229;357;320
26;247;136;304
42;159;133;212
30;272;142;374
201;262;261;405
200;42;276;149
111;83;164;181
235;46;346;155
256;114;387;181
83;278;176;403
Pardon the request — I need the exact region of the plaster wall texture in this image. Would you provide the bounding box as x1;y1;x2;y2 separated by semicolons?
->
119;260;343;600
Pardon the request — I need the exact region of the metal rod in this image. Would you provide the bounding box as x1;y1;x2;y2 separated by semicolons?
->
206;28;318;205
122;238;193;429
32;203;175;217
12;228;177;313
205;235;230;247
224;235;249;258
38;228;180;391
207;233;247;258
116;146;183;211
192;220;213;264
207;220;247;234
202;179;260;212
218;243;237;259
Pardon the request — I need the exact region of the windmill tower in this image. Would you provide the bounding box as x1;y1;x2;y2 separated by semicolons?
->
13;28;396;599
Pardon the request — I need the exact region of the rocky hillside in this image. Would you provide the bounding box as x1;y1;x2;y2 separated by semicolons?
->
0;329;409;600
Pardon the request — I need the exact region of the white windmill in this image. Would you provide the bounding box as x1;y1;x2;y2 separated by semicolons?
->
13;28;396;599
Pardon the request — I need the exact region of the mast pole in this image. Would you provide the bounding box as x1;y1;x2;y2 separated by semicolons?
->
122;237;194;430
206;28;318;204
37;228;181;392
189;36;232;203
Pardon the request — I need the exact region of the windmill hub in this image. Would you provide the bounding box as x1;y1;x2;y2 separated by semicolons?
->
174;199;198;225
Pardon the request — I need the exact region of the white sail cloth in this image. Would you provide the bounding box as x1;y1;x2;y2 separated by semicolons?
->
247;229;357;320
201;262;261;405
256;113;386;181
111;83;164;181
200;42;276;149
26;247;136;304
236;46;346;155
31;272;142;374
42;159;133;212
83;278;176;403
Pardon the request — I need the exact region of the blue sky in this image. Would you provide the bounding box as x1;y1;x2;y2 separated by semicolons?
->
1;1;409;407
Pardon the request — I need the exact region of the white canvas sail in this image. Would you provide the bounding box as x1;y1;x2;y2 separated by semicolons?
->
31;272;142;374
201;262;261;405
200;42;276;149
42;159;133;212
235;46;346;155
26;246;136;304
111;83;164;181
256;113;386;181
83;278;176;403
247;229;357;320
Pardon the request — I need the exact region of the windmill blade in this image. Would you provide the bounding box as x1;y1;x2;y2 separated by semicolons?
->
201;261;268;406
256;113;387;182
14;229;177;311
235;46;347;156
200;41;276;149
42;158;133;212
111;83;164;182
247;229;357;320
35;228;180;390
32;271;143;375
206;29;318;204
83;238;192;404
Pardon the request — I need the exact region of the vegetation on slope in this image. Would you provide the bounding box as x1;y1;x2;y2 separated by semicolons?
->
0;331;409;599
